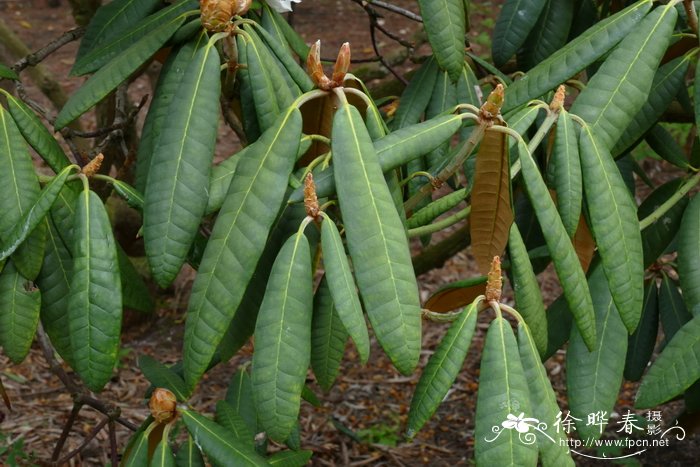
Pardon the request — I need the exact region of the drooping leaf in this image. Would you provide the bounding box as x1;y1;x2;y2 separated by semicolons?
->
572;215;595;273
518;0;574;70
122;423;157;467
492;0;548;67
183;108;302;389
252;232;312;442
470;128;513;274
143;38;221;287
56;14;187;129
549;110;581;238
320;219;369;363
175;435;205;467
570;3;677;151
567;264;627;441
678;193;700;312
407;188;468;229
151;438;177;467
503;0;653;113
508;224;547;356
474;317;538;466
639;179;689;267
579;127;643;333
624;281;659;382
659;273;691;342
138;355;188;401
645;124;692;169
543;295;573;361
216;400;254;443
390;57;438;130
267;450;313;467
310;277;348;393
0;260;41;363
253;21;313;93
68;188;122;392
225;369;258;434
416;0;465;81
425;70;458;169
332;104;422;375
407;297;480;438
423;276;487;313
117;245;155;314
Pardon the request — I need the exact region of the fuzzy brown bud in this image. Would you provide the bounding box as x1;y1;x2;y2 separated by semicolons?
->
81;153;103;177
307;40;332;90
149;388;177;424
550;85;566;112
485;256;502;303
303;173;320;219
200;0;237;32
331;42;351;86
480;84;505;121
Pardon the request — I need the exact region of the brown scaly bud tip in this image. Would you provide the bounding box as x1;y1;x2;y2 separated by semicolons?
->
304;173;320;219
480;84;505;121
331;42;351;86
485;256;503;303
307;40;331;90
550;85;566;112
81;153;104;177
200;0;235;32
148;388;177;424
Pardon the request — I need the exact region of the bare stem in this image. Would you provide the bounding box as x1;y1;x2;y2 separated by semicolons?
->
11;27;85;73
685;0;699;35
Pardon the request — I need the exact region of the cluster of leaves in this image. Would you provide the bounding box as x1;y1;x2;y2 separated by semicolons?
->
1;0;700;464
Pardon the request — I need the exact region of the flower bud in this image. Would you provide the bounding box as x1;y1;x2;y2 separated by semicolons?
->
307;40;332;90
81;153;104;177
485;256;502;302
550;85;566;112
200;0;235;32
331;42;351;86
480;83;505;120
303;173;320;219
149;388;177;424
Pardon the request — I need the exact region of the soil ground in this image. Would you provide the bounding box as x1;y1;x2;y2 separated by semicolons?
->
1;1;699;466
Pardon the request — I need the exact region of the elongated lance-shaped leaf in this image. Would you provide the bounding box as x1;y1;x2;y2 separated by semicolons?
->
470;127;513;274
416;0;465;81
180;409;268;466
184;108;302;389
320;219;369;363
175;435;205;467
579;126;643;333
243;24;299;102
68;188;123;392
71;0;198;76
390;57;438;130
549;110;581;238
311;276;349;392
267;450;313;467
543;295;573;360
518;0;574;71
2;91;71;173
624;281;659;382
216;400;254;442
640;179;688;268
254;20;313;92
0;105;44;280
235;35;261;141
457;63;480;107
76;0;162;63
252;232;312;442
226;369;258;434
474;316;538;466
122;423;157;467
679;193;700;312
151;438;176;467
567;264;627;441
425;70;458;169
508;224;547;356
0;165;73;262
492;0;547;67
407;188;467;229
636;314;700;408
423;276;486;313
135;37;204;192
646;124;692;169
407;297;480;439
659;273;691;341
570;4;677;151
333;103;422;375
0;260;40;363
517;323;574;467
613;55;690;157
143;38;221;287
118;244;154;314
514;136;596;349
55;15;186;130
503;0;653;114
138;355;188;400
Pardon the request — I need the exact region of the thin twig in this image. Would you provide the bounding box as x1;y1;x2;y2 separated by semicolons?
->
684;0;699;35
63;95;148;139
54;417;110;466
12;26;85;73
109;421;119;466
50;403;83;462
369;0;423;22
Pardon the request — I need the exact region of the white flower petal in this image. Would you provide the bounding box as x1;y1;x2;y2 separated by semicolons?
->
267;0;302;13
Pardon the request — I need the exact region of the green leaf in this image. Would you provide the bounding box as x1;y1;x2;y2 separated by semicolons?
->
613;55;690;157
659;273;691;342
216;400;254;442
68;188;122;392
138;355;189;400
123;423;157;467
639;179;689;267
570;3;677;151
2;90;71;173
503;0;653;113
225;369;258;434
543;294;573;360
55;14;186;129
0;260;41;363
175;435;205;467
0;63;18;80
71;0;197;76
492;0;548;67
474;317;538;466
135;37;204;192
406;297;480;439
76;0;162;63
333;104;422;375
416;0;465;80
390;57;438;130
407;188;467;229
517;323;574;467
260;3;309;59
579;126;644;333
567;264;627;441
183;108;302;389
518;0;574;70
143;38;221;287
646;124;692;169
311;276;349;392
456;63;480;107
180;409;268;466
151;438;176;467
248;23;312;93
515;137;596;350
636;313;700;408
267;450;313;467
549;110;581;238
320;219;369;363
508;224;547;356
252;232;312;442
118;246;154;313
624;281;659;382
679;193;700;312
